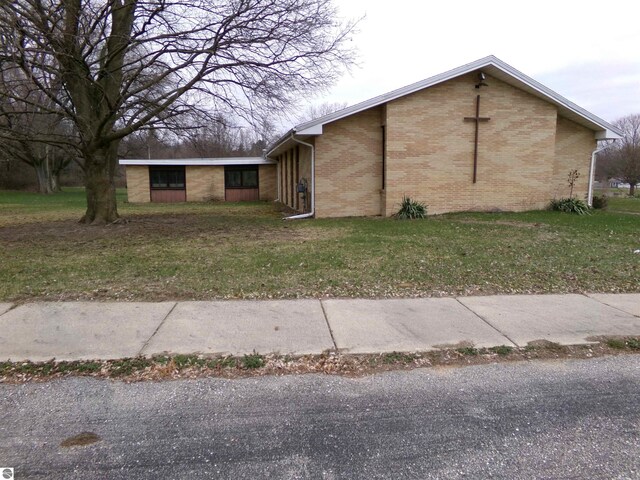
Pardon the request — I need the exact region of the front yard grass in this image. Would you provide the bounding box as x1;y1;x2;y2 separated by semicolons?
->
0;189;638;301
607;195;640;213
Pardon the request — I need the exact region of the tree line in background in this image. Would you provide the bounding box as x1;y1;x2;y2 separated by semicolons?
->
0;98;346;193
0;0;356;224
596;114;640;196
0;116;273;192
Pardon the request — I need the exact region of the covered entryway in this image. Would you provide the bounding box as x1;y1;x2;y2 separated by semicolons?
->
225;165;259;201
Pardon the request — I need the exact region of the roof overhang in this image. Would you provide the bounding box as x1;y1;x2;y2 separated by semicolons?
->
119;157;274;166
267;55;622;156
595;129;622;140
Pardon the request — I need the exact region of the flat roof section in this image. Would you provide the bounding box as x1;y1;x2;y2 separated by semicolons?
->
119;157;274;166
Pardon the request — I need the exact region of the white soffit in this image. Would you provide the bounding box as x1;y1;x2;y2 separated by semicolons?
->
293;55;622;139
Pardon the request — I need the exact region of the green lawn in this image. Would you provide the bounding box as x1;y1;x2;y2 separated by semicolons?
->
607;195;640;213
0;188;638;301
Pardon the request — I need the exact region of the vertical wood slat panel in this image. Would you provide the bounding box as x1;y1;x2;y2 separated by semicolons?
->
225;188;259;202
284;152;289;207
151;190;186;202
295;146;300;211
289;151;294;207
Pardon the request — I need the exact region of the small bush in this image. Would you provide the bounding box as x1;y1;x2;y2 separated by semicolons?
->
396;196;427;219
382;352;416;364
456;347;479;356
591;195;608;210
606;338;626;350
627;338;640;350
489;345;513;356
242;352;265;369
548;197;591;215
209;356;237;369
172;354;206;368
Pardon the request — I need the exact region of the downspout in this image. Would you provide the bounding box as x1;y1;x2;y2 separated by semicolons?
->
285;133;315;220
587;145;608;207
275;157;281;202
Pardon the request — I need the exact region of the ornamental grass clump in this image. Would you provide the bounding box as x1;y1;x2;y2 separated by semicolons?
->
548;169;592;215
548;197;591;215
396;196;427;219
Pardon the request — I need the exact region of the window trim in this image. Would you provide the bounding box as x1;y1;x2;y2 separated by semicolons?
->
224;165;259;189
149;165;186;190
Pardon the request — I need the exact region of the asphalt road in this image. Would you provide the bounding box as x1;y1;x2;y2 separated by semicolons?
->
2;356;640;479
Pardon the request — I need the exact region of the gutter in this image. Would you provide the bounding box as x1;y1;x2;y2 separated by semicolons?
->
285;133;315;220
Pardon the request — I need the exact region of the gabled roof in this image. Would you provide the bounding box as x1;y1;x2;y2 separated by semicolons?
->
268;55;622;156
119;157;274;166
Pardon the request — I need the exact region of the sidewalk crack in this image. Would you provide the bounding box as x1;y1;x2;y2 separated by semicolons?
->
319;300;338;352
138;302;178;356
1;303;20;316
582;293;639;318
455;298;520;348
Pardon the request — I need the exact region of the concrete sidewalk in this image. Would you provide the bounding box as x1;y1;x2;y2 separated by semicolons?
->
0;293;638;362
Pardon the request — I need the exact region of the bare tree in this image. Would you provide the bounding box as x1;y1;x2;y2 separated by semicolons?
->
119;115;277;159
0;65;74;193
0;0;357;224
598;114;640;196
0;135;72;193
296;101;348;124
179;117;248;158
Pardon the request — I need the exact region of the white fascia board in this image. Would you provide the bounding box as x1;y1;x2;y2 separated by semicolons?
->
119;157;274;166
595;129;622;140
290;55;623;139
296;124;323;135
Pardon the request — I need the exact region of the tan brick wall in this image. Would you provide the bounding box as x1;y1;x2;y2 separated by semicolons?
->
314;106;383;218
125;166;150;203
186;166;224;201
384;73;559;216
297;73;596;218
259;164;277;201
552;117;596;200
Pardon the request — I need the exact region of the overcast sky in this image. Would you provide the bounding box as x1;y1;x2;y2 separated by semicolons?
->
309;0;640;124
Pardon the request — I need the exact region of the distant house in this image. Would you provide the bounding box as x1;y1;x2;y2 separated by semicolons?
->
608;178;639;189
122;56;622;216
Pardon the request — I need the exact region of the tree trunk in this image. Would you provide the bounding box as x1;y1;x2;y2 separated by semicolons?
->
80;144;120;225
630;183;636;196
47;146;63;193
51;172;61;193
34;162;55;194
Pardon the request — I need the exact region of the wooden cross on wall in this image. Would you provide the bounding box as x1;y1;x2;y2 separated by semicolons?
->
464;94;490;183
